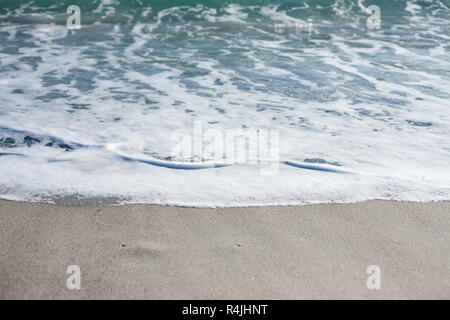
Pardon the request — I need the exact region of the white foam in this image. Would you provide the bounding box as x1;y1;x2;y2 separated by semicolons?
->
0;4;449;206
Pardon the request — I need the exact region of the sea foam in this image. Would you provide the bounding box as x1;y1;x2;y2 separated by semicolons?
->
0;0;449;206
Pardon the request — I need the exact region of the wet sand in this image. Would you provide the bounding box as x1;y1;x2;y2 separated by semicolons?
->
0;199;449;299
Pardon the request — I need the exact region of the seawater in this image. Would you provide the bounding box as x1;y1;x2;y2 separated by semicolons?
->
0;0;449;206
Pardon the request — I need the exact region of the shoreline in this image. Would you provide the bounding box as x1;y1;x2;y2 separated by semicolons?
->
1;195;449;208
1;199;449;299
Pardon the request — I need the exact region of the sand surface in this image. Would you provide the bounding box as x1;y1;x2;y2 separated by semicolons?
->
0;199;449;299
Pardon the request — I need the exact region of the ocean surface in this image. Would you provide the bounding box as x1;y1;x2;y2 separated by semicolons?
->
0;0;449;206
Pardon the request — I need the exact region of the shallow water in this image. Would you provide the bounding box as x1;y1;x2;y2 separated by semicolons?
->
0;0;449;206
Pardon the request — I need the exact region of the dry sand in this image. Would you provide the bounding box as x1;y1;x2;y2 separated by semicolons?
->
0;199;449;299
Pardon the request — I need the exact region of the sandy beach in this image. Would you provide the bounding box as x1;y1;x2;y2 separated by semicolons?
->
0;199;449;299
